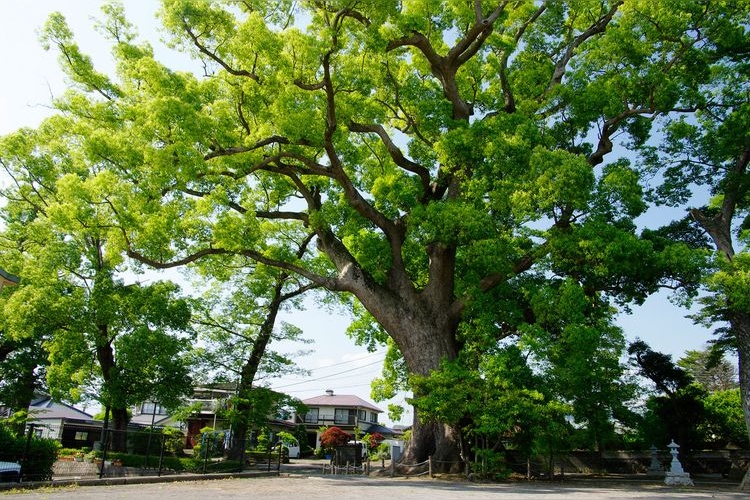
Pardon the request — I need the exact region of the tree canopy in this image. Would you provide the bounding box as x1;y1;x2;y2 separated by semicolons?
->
1;0;748;474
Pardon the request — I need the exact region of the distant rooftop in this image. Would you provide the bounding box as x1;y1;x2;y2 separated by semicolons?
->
0;267;19;288
28;396;93;420
302;390;382;413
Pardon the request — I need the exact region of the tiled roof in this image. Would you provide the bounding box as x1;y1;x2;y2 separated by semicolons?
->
363;423;399;436
302;393;382;413
28;398;93;420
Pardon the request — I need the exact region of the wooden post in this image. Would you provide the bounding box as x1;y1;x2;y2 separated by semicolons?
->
390;457;395;477
428;455;433;478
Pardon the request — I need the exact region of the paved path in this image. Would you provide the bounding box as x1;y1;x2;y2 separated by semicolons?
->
1;475;746;499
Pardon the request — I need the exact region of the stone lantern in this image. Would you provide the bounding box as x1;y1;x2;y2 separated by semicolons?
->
664;440;693;486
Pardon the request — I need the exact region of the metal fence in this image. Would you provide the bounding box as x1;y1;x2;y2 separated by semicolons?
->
1;425;285;484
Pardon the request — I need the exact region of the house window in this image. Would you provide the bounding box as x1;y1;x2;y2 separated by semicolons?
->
369;412;378;423
334;409;356;425
358;410;366;421
74;431;88;441
141;402;165;415
304;408;319;424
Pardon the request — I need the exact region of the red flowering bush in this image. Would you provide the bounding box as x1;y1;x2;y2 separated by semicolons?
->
319;426;350;448
364;432;385;449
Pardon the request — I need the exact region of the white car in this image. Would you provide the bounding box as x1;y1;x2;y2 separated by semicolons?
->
0;461;21;483
282;438;300;458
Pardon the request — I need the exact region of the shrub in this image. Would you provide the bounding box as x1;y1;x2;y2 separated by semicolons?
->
363;432;385;450
319;426;349;449
0;424;59;481
57;448;81;458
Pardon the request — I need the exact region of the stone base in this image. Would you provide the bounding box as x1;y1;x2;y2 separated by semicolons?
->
664;472;694;486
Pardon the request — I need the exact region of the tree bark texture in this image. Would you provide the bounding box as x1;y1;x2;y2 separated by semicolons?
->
733;312;750;489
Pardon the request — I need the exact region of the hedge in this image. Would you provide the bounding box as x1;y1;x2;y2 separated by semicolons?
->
0;424;60;481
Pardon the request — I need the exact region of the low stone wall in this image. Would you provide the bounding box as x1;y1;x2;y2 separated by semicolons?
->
53;460;151;479
53;460;99;478
505;449;749;479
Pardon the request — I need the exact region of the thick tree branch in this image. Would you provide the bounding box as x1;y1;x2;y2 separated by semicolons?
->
546;1;623;92
204;135;312;161
690;144;750;260
387;3;509;120
181;21;259;81
496;3;548;113
348;121;431;192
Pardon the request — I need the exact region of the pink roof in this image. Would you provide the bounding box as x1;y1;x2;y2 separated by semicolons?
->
302;393;382;413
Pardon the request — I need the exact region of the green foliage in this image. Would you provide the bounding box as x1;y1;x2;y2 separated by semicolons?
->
374;442;391;460
0;424;60;481
362;432;385;450
411;347;574;476
127;427;185;456
255;429;270;452
3;0;747;464
678;349;738;392
103;450;241;472
700;389;748;448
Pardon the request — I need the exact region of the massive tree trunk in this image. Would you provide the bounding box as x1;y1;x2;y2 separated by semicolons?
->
109;406;130;452
334;244;464;469
395;321;462;469
733;312;750;489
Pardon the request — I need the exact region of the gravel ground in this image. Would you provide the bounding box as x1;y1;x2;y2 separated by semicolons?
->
1;474;747;500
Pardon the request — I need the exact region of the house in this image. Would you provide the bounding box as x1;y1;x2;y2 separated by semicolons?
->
129;401;176;428
24;395;101;448
132;384;297;449
293;390;396;450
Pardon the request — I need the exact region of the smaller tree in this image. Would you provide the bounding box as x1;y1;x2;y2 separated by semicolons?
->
701;389;748;448
362;432;385;450
319;426;350;450
678;349;739;393
628;340;706;452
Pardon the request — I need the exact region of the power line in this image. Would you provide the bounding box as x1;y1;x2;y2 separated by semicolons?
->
299;350;386;373
282;382;376;393
273;358;385;389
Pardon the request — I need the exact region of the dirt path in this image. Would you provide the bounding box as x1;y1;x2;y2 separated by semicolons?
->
1;475;746;500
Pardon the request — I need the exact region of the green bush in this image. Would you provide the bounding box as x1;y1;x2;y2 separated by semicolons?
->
0;424;60;481
104;451;187;471
246;450;285;463
57;448;81;458
198;459;243;473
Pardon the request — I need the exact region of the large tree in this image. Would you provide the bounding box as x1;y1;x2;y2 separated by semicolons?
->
0;118;195;450
636;0;750;486
11;0;741;466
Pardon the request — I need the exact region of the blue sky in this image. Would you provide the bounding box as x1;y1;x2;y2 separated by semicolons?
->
0;1;719;425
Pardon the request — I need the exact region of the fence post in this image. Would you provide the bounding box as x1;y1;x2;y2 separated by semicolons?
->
277;443;282;472
98;429;109;479
20;423;34;482
240;438;246;472
428;455;433;478
390;456;395;477
202;434;210;474
158;432;165;477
